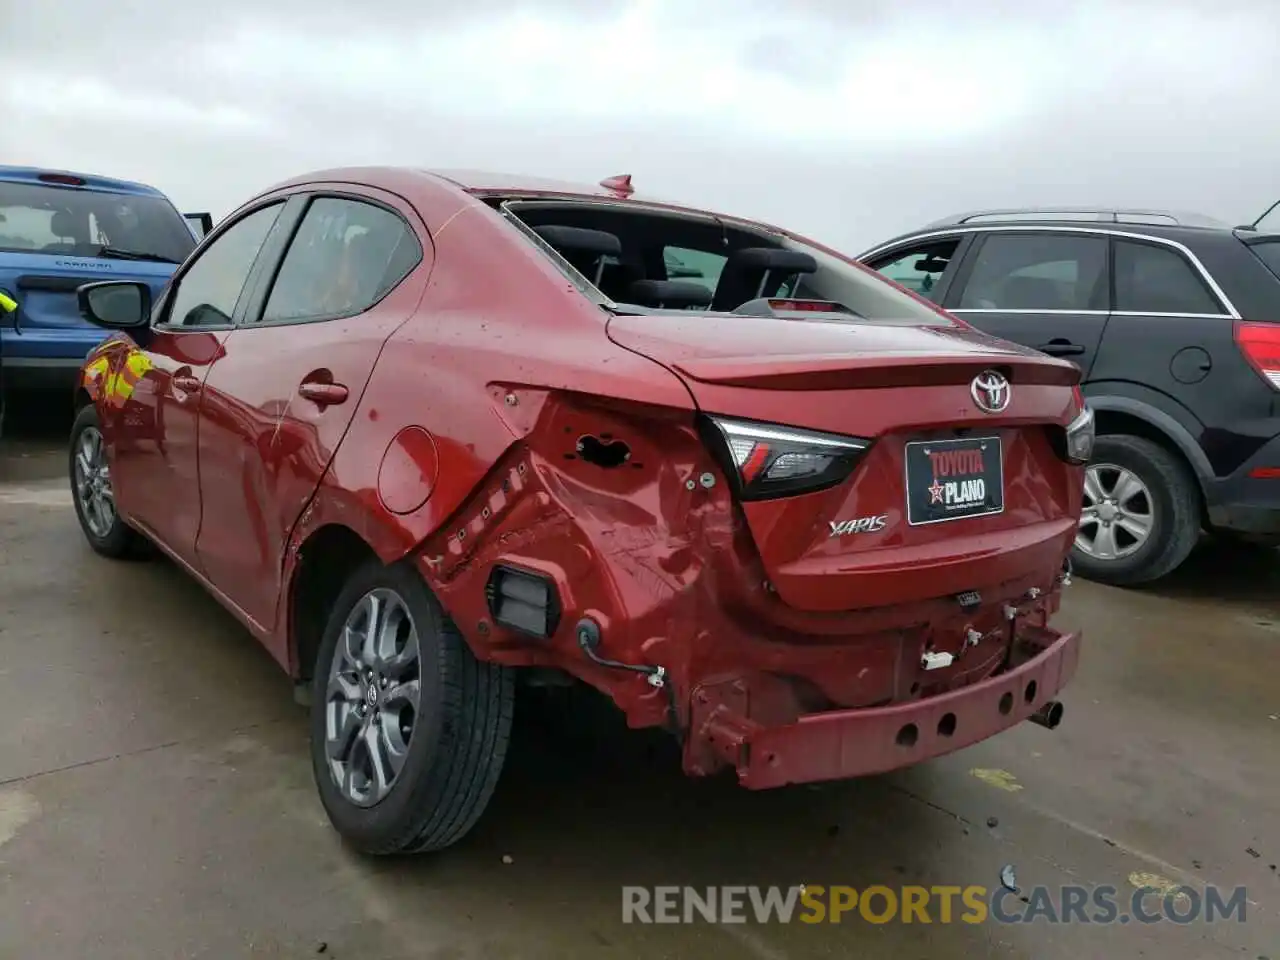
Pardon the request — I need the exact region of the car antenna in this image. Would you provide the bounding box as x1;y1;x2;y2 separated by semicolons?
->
599;174;635;198
1244;198;1280;231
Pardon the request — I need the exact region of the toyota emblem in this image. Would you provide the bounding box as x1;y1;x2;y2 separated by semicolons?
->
970;370;1011;414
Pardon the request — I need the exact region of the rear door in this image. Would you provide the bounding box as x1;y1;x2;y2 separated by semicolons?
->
194;189;429;632
1087;235;1237;413
861;234;974;303
942;230;1111;376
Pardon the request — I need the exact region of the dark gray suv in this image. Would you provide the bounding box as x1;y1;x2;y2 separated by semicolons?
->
859;207;1280;586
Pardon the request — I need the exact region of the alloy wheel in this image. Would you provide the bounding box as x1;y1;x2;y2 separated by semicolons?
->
74;426;116;539
1075;462;1154;561
324;588;423;808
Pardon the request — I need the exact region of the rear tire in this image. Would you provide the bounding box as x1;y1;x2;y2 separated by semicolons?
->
309;559;514;855
68;404;151;559
1071;434;1199;586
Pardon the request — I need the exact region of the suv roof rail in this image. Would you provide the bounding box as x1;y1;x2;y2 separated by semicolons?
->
927;207;1230;229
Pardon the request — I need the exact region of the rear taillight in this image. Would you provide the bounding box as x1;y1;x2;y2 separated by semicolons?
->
1234;321;1280;390
1063;405;1095;464
700;415;871;501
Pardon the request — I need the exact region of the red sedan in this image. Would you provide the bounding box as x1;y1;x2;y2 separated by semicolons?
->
69;168;1092;855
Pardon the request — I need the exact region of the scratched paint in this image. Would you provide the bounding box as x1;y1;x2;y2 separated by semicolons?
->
970;768;1024;792
1128;871;1192;906
0;788;41;850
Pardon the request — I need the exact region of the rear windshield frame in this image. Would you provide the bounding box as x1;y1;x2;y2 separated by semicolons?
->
496;196;958;328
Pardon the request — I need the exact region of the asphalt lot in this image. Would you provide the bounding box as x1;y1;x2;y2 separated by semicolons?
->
0;399;1277;959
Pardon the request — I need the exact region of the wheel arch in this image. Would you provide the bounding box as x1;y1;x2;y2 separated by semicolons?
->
288;522;381;683
1086;394;1212;483
1086;396;1210;524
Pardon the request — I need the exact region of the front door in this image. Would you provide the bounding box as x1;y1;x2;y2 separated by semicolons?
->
111;201;286;562
194;190;429;632
941;230;1111;377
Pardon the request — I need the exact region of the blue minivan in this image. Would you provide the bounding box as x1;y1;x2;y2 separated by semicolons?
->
0;166;210;433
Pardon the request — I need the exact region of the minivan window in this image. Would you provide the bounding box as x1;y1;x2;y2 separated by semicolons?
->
0;181;198;263
664;246;727;293
1113;240;1222;314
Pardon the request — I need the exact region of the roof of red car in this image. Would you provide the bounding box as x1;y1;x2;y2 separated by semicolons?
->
422;168;660;201
261;165;779;234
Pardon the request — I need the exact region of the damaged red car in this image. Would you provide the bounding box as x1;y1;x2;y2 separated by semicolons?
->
68;167;1092;855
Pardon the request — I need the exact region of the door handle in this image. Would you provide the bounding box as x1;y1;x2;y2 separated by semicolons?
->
172;371;202;393
1037;340;1086;357
297;381;349;407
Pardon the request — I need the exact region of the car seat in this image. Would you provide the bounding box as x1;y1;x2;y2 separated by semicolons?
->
709;247;818;312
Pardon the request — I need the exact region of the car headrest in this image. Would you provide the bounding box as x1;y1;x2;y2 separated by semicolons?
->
627;279;714;309
532;225;622;258
49;209;81;240
725;247;818;274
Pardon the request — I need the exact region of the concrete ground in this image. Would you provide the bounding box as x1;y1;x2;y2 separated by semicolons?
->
0;400;1276;959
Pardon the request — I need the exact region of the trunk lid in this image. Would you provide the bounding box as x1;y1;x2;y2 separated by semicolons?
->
608;310;1084;612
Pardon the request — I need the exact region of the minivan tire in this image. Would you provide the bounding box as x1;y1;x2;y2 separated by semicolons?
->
309;559;514;855
1070;434;1199;586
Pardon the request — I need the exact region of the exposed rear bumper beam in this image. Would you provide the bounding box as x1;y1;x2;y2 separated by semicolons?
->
685;625;1081;789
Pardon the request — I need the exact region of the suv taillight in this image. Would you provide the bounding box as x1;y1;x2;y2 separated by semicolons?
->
1234;321;1280;390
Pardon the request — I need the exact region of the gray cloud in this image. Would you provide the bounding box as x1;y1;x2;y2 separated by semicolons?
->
3;0;1279;253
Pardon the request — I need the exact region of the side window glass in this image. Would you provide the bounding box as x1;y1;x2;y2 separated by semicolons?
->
663;246;727;294
164;203;283;327
260;197;422;323
1114;240;1222;314
869;240;960;301
957;234;1107;311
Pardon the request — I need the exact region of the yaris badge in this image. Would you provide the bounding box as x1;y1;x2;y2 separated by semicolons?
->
970;370;1011;414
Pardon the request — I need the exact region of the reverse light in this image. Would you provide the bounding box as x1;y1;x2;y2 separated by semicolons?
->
1235;321;1280;390
701;416;871;500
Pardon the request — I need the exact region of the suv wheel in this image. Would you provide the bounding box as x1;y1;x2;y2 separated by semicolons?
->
309;560;514;855
1071;434;1199;585
69;405;151;559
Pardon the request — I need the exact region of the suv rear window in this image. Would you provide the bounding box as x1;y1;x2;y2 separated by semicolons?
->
0;181;197;263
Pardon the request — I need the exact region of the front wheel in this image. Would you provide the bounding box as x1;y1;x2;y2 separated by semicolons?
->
309;560;515;855
1070;434;1200;586
69;404;150;559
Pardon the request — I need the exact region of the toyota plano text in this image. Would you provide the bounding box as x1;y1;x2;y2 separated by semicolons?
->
68;167;1092;855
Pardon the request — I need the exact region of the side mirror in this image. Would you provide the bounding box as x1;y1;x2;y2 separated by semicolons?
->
77;281;152;330
184;212;213;239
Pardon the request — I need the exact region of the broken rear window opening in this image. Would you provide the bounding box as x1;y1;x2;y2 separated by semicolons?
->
496;198;958;327
0;181;198;263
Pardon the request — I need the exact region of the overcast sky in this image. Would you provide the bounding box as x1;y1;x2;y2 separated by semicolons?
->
3;0;1278;251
